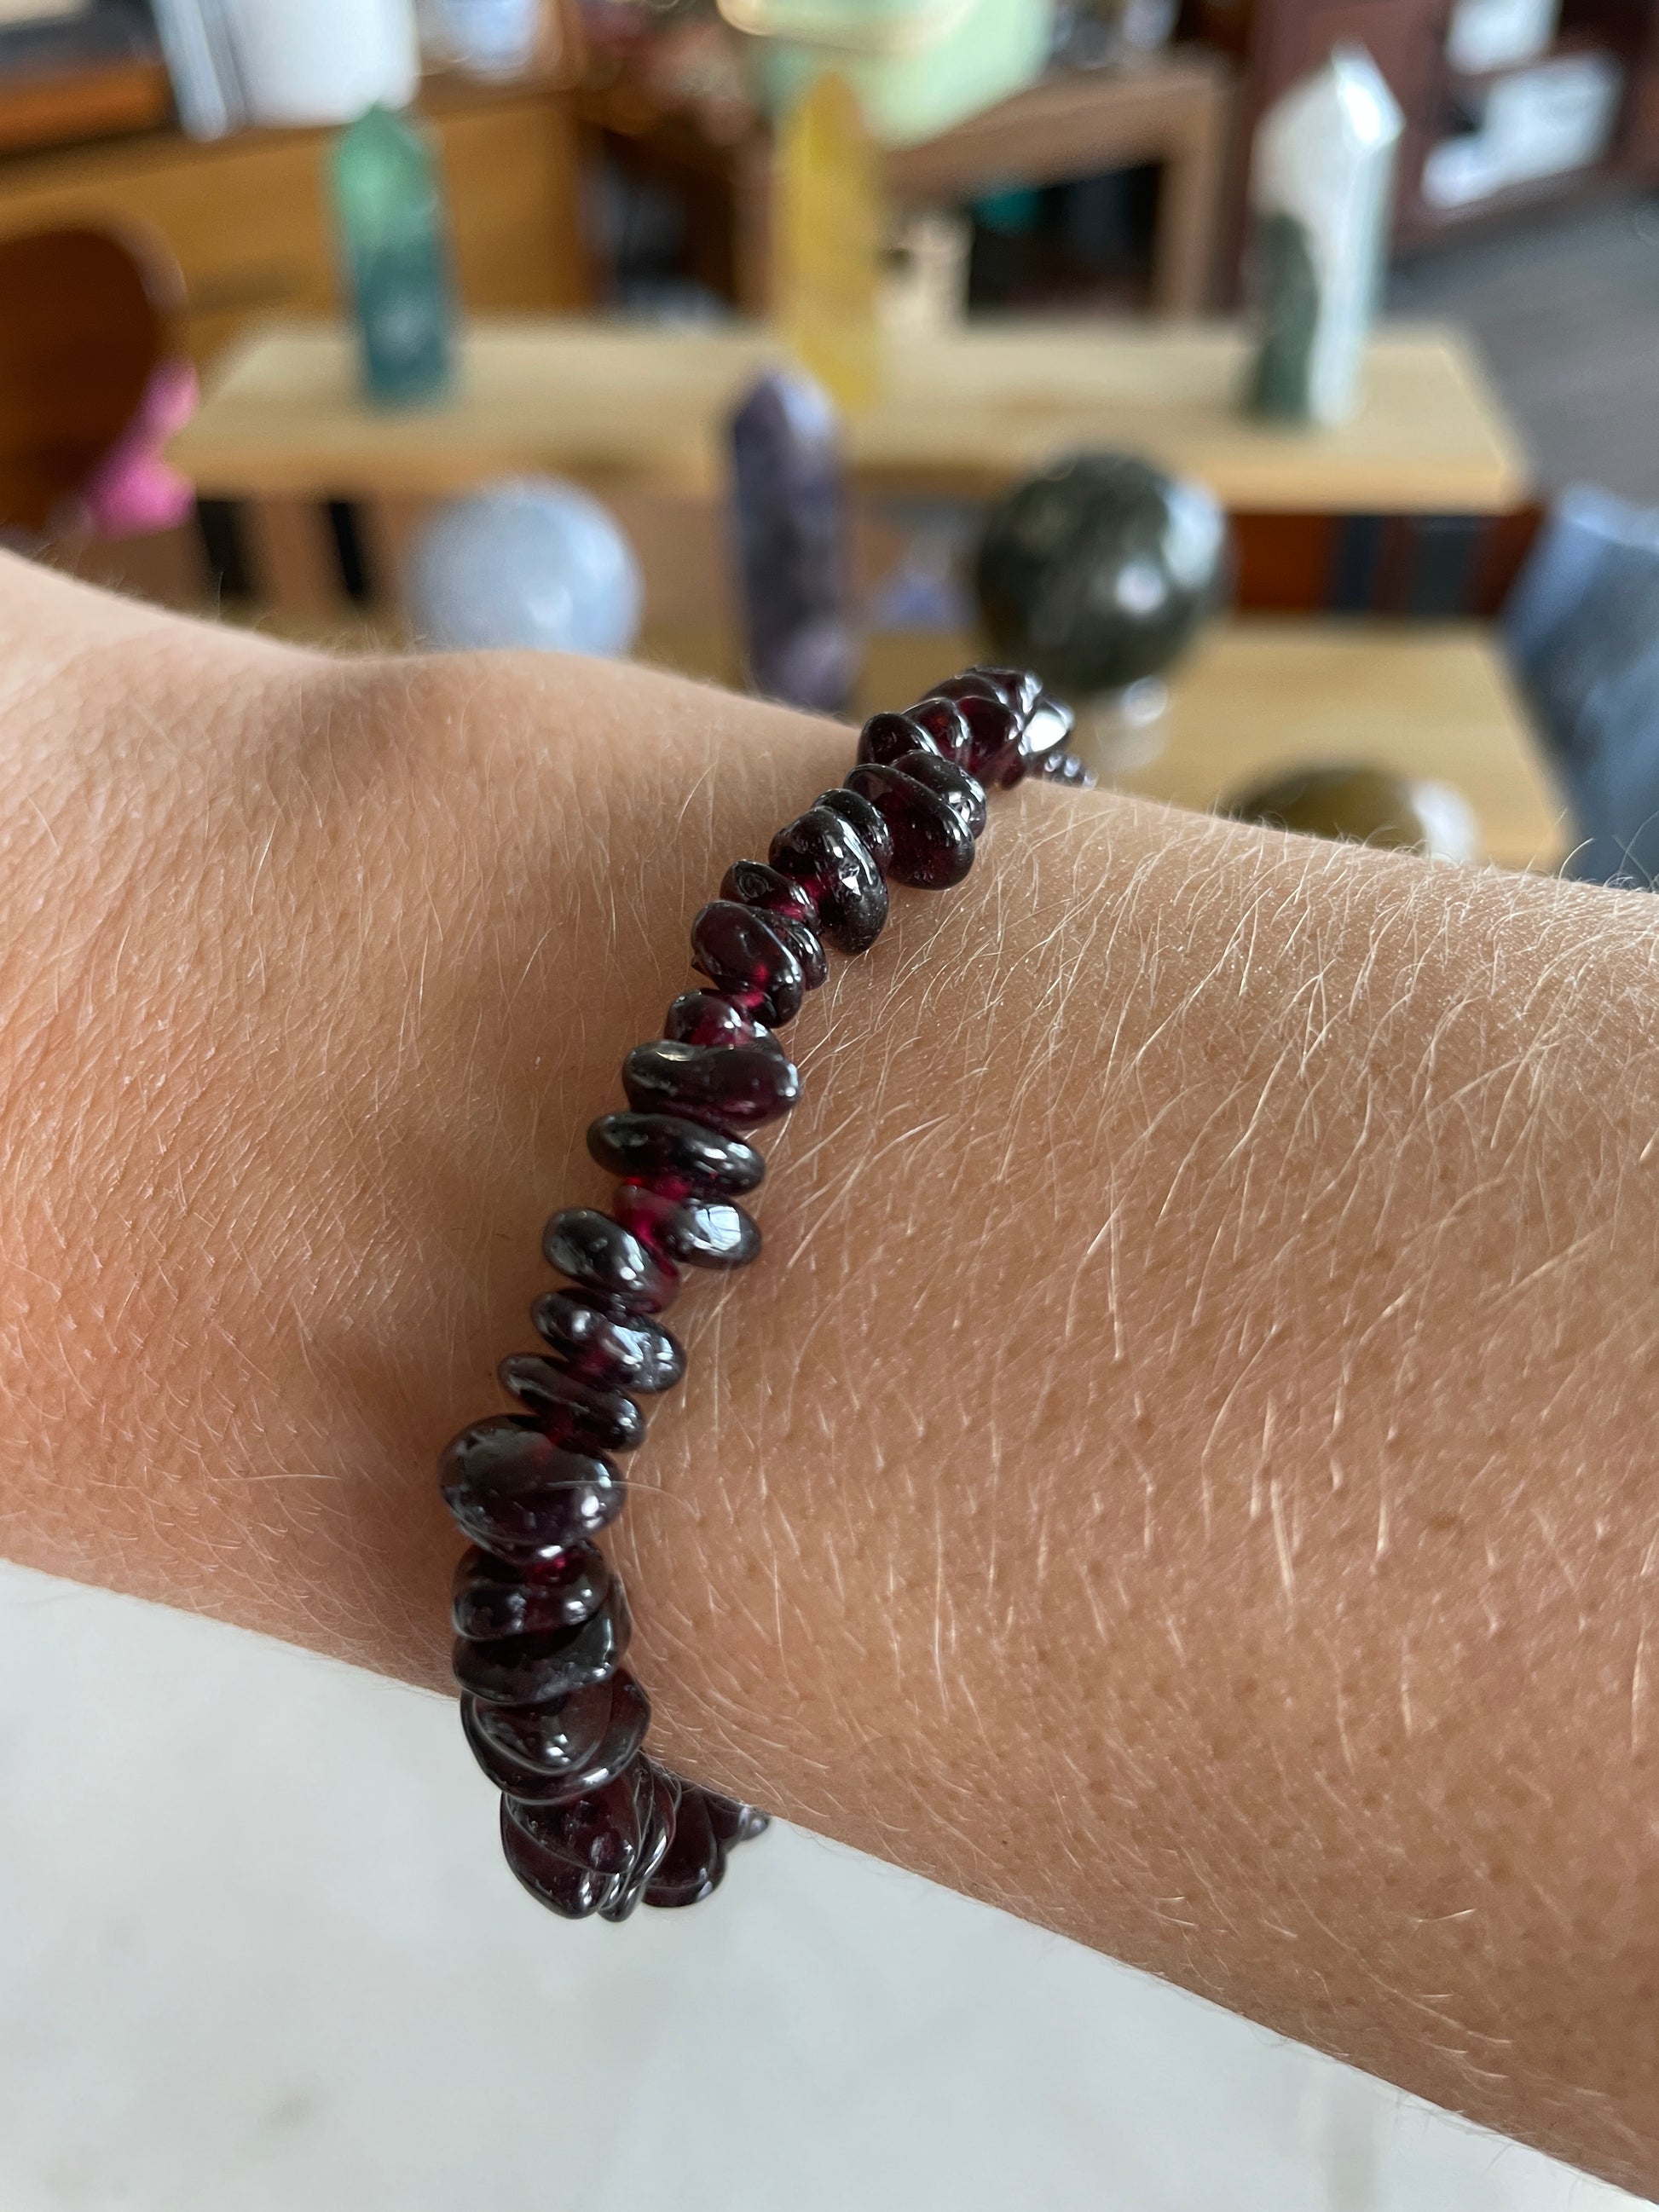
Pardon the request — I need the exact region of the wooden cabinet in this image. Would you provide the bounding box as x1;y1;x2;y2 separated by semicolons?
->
1189;0;1449;288
0;81;591;366
1189;0;1659;274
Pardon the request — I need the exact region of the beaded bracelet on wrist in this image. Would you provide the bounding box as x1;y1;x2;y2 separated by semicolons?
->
436;666;1089;1921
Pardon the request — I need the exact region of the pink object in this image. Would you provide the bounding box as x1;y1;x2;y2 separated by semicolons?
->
79;356;199;539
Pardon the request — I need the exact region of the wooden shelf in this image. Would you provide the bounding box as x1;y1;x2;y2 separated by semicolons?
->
1397;155;1630;249
1441;26;1617;90
0;51;575;172
1398;23;1639;243
170;314;1531;513
0;84;591;367
1185;0;1659;286
0;55;171;158
579;50;1234;318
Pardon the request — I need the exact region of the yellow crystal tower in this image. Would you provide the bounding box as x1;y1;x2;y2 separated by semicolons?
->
774;72;884;413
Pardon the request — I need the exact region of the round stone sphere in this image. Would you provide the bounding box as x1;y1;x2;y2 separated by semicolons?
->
407;476;643;656
974;452;1228;696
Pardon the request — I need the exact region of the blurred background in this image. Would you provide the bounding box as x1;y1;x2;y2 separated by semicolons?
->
2;1;1657;2203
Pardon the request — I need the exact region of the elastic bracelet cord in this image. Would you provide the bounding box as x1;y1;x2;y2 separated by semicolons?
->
437;667;1088;1921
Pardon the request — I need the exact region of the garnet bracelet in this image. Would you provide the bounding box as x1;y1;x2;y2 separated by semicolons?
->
436;666;1087;1920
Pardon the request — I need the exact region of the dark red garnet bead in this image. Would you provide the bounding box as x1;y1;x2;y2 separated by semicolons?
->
1038;748;1095;788
452;1543;610;1641
504;1758;683;1921
714;869;828;985
766;911;828;990
691;901;805;1027
499;1802;616;1919
953;690;1025;786
815;785;893;873
507;1757;659;1877
927;667;1025;713
498;1355;645;1453
623;1037;801;1133
610;1183;760;1268
543;1208;679;1314
890;748;987;839
719;858;818;923
768;806;888;956
598;1763;681;1920
662;989;767;1048
857;708;937;767
705;1790;770;1846
905;694;973;760
844;762;975;889
529;1289;686;1394
464;1668;650;1795
452;1580;632;1708
587;1111;765;1200
643;1782;725;1909
962;664;1043;718
439;1417;625;1559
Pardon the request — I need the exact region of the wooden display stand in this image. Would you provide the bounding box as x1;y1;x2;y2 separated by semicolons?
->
174;315;1527;511
167;312;1530;615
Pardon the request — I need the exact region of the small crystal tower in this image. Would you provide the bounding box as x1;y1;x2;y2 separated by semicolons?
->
773;72;883;414
1244;43;1403;427
332;103;456;408
729;367;859;714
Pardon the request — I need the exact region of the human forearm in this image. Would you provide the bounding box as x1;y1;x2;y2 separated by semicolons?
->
638;766;1659;2186
3;561;1658;2187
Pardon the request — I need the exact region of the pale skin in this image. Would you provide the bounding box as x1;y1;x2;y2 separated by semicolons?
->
3;554;1657;2192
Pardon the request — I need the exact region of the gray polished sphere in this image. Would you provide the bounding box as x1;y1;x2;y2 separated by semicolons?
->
407;476;642;656
974;452;1228;696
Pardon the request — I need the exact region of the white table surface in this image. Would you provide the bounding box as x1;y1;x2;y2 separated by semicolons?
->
0;1560;1638;2212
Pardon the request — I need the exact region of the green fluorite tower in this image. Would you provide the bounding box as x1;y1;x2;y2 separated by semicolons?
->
332;103;456;408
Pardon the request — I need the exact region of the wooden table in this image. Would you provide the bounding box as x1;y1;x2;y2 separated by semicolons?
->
629;619;1558;873
1094;621;1561;871
171;316;1531;615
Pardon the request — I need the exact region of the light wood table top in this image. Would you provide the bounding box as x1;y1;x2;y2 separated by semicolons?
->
172;315;1530;512
1111;621;1560;871
650;620;1563;873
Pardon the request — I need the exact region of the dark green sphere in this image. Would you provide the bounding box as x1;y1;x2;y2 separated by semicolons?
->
974;452;1229;696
